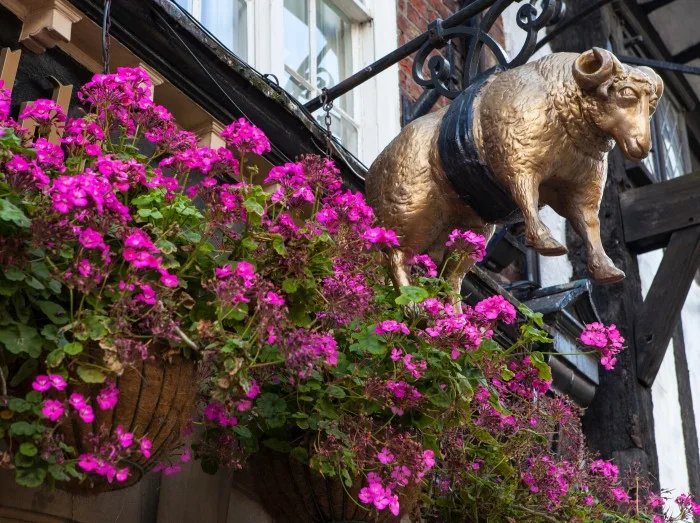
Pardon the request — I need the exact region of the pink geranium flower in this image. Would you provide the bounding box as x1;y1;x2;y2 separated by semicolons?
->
42;399;64;421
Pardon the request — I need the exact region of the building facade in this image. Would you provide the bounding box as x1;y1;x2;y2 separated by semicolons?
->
1;0;699;521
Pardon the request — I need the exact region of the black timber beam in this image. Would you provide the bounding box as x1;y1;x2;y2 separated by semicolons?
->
641;0;680;15
635;225;700;387
673;42;700;64
620;172;700;253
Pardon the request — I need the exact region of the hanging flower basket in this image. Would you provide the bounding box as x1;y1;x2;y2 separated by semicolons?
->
57;354;196;494
235;448;420;523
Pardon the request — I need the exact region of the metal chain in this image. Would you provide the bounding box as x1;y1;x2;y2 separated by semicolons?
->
320;87;334;158
102;0;113;74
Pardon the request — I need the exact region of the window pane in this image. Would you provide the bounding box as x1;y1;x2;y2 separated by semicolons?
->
284;0;311;85
200;0;248;60
316;0;353;114
316;111;358;154
175;0;193;10
655;96;688;179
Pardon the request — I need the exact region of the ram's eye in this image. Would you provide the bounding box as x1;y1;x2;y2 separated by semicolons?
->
619;87;637;98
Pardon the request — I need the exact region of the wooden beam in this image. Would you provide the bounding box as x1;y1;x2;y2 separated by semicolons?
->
636;225;700;387
673;42;700;64
641;0;681;14
620;172;700;253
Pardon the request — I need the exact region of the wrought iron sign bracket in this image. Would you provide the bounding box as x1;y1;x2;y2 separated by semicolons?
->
305;0;565;113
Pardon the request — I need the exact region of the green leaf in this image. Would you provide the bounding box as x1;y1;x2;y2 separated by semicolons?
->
272;234;287;256
355;330;386;356
8;398;31;413
180;230;201;244
530;351;553;382
290;447;309;464
155;239;177;254
232;425;253;439
46;348;65;368
0;199;30;228
395;285;429;305
263;438;292;453
26;391;42;404
201;456;219;476
326;385;346;398
75;314;107;341
25;276;45;290
282;279;298;293
48;464;70;481
30;261;49;279
241;238;259;251
427;384;452;408
15;467;46;488
3;265;25;281
77;366;105;384
10;421;36;436
19;442;38;457
63;342;83;356
520;324;553;344
37;301;69;325
518;303;544;327
0;325;42;357
243;198;264;216
130;193;155;206
0;278;18;296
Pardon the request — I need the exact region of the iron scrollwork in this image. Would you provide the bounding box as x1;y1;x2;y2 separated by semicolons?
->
412;0;565;99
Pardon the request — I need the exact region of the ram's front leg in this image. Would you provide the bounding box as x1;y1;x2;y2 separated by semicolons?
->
512;175;567;256
555;186;625;284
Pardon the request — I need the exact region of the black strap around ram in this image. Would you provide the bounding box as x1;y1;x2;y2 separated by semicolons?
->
437;69;522;224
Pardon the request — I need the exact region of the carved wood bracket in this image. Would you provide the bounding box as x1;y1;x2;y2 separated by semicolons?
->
1;0;83;53
620;172;700;387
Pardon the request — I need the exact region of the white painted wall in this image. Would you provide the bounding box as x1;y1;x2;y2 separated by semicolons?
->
638;250;690;506
681;281;700;467
501;6;574;287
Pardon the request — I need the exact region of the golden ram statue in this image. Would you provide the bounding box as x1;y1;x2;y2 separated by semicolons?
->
366;47;663;301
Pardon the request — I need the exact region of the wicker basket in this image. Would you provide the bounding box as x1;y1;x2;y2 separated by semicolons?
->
235;448;420;523
58;355;197;494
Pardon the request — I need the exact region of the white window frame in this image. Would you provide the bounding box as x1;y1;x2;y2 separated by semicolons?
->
183;0;401;164
281;0;363;154
181;0;255;61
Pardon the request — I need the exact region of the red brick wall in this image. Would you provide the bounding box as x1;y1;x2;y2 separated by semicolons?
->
396;0;505;120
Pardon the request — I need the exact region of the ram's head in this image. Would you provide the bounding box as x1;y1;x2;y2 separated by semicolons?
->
573;47;664;161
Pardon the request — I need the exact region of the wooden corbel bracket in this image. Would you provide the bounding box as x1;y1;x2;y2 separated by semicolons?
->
620;172;700;387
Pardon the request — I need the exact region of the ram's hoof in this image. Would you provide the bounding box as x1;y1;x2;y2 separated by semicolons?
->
591;264;625;284
528;235;568;256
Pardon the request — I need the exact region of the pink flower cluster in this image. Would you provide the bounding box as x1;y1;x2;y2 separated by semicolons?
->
423;300;489;359
474;295;517;324
445;229;487;261
203;401;238;427
374;320;410;336
19;99;67;125
39;382;120;424
579;322;625;370
495;355;551;400
361;227;400;248
221;117;271;155
408;254;438;277
280;329;339;380
77;428;153;484
359;472;401;515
